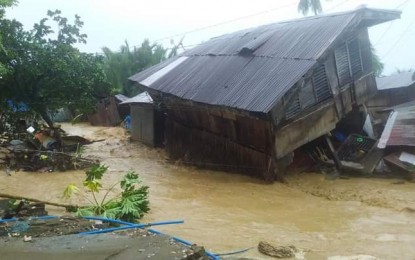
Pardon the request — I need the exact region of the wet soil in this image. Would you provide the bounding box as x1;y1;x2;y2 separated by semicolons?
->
1;123;415;259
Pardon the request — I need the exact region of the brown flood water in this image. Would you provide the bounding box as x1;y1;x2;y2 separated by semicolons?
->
1;123;415;259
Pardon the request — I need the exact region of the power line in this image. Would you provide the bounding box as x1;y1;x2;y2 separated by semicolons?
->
152;1;299;43
396;0;412;9
381;14;415;60
373;0;413;46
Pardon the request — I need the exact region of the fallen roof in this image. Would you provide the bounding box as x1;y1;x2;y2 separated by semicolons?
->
120;91;153;104
130;7;400;113
376;71;415;90
378;102;415;148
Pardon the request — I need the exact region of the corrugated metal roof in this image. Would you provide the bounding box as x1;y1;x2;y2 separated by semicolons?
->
378;102;415;148
376;71;415;90
114;94;129;102
130;7;400;113
121;91;153;104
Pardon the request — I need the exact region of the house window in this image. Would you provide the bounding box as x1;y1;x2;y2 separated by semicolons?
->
335;43;351;86
299;80;315;109
334;37;364;87
284;64;331;120
285;95;300;119
284;85;301;119
348;38;363;78
313;64;331;102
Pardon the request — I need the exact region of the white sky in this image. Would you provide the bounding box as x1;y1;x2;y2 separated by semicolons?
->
6;0;415;75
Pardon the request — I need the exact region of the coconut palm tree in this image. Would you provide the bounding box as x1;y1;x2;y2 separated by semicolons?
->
298;0;323;15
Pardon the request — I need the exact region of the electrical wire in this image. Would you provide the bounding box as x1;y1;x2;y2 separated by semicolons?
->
381;14;415;60
152;1;299;43
373;0;413;46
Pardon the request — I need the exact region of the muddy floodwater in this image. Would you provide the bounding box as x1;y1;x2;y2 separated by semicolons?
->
1;123;415;259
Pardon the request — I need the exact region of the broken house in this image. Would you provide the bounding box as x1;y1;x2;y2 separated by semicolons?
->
378;101;415;178
366;71;415;135
88;94;129;126
129;7;400;181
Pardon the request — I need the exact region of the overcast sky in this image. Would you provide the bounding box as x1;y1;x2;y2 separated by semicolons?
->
6;0;415;75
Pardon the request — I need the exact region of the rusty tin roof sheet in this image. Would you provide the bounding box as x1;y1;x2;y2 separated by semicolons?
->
378;103;415;148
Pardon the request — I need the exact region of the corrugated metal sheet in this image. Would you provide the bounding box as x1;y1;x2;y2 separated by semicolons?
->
130;8;399;113
378;103;415;148
114;94;129;102
376;71;415;90
121;91;153;104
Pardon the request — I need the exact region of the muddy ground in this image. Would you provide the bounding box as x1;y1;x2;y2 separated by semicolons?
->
1;123;415;259
0;230;196;260
0;216;204;259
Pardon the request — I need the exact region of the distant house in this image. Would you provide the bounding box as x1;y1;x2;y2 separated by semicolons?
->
88;94;129;126
129;7;400;181
367;71;415;110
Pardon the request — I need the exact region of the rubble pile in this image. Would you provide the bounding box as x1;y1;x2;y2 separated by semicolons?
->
0;126;99;172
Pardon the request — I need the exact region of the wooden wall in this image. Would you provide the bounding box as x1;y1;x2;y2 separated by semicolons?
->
163;103;276;180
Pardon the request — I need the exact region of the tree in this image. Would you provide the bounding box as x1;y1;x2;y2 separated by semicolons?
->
371;45;384;77
102;40;167;97
0;9;109;127
298;0;322;15
0;0;17;76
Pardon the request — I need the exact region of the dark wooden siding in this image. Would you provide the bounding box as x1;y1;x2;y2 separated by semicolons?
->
162;100;276;180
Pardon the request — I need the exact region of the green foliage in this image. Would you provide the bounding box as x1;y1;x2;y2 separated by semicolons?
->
85;164;108;181
102;40;167;96
371;44;384;77
63;164;150;222
0;8;110;127
0;0;17;76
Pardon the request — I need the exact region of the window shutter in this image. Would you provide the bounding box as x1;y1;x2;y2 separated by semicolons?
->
335;43;351;86
285;94;301;119
348;38;363;78
313;64;331;102
299;80;315;109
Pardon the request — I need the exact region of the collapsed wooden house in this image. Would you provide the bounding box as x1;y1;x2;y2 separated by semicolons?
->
88;94;129;126
367;71;415;135
129;7;400;181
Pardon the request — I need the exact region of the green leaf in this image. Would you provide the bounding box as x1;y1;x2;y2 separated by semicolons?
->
76;207;95;217
62;184;80;199
120;171;139;191
85;164;108;181
83;180;102;193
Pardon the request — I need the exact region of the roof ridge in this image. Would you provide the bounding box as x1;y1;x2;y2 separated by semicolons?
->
187;54;315;61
